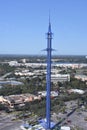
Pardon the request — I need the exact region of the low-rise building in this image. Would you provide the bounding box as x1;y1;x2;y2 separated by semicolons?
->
67;89;85;94
75;74;87;81
51;74;70;83
38;91;58;98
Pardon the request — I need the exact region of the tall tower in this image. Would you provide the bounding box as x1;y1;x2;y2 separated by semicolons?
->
46;16;53;129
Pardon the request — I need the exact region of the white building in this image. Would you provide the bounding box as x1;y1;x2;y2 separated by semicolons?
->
9;61;20;66
38;91;58;97
51;74;70;83
68;89;85;94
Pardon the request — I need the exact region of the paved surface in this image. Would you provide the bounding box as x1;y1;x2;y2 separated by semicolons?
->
51;101;87;130
0;122;22;130
69;111;87;130
0;112;22;130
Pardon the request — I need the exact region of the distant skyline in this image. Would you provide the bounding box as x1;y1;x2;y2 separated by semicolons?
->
0;0;87;55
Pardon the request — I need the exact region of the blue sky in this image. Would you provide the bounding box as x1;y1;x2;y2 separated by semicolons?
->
0;0;87;55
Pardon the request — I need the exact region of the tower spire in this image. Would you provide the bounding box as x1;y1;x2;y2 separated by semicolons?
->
48;12;51;33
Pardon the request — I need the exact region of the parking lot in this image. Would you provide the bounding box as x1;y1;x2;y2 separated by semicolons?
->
51;100;87;130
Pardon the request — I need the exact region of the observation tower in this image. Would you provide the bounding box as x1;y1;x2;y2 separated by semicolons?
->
46;17;53;129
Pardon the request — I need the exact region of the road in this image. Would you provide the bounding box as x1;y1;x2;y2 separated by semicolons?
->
0;112;22;130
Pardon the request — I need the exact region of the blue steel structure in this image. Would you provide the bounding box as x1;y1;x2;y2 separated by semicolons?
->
46;18;53;129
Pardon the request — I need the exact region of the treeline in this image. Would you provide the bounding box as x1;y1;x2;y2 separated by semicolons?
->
0;64;15;76
58;77;87;90
0;76;46;96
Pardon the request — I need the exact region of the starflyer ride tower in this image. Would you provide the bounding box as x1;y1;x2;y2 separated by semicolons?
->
46;17;53;129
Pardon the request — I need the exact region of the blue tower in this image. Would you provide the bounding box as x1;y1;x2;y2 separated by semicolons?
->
46;17;53;129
